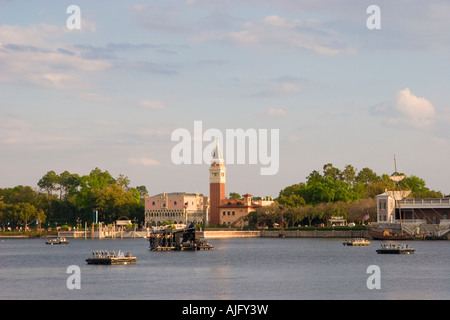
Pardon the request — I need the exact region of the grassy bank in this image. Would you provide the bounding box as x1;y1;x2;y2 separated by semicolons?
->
0;231;58;237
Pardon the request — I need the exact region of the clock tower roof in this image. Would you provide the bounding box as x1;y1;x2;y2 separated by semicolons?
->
211;138;224;165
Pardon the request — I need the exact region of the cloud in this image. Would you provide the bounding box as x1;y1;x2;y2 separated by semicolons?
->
78;92;112;102
132;4;189;33
139;100;166;109
0;114;84;149
393;88;436;128
255;76;305;97
372;88;436;128
266;108;286;117
116;61;179;76
191;15;355;55
128;157;161;167
0;23;110;89
93;120;119;127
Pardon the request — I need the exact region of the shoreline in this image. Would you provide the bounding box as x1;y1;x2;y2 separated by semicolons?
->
1;229;448;240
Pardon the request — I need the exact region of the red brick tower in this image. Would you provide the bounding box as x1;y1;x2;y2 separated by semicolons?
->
209;139;226;225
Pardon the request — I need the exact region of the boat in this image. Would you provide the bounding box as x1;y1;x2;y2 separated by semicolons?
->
376;243;415;254
369;228;425;240
86;250;138;265
46;237;69;245
149;223;214;251
343;238;371;246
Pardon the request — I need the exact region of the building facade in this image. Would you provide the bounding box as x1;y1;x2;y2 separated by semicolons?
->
144;192;209;227
209;139;273;227
219;194;263;227
376;192;450;237
209;139;226;226
144;138;273;228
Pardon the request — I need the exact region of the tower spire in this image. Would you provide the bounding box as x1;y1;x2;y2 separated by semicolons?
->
211;138;224;164
209;137;226;225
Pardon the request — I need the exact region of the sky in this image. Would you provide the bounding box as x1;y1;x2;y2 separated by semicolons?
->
1;0;449;198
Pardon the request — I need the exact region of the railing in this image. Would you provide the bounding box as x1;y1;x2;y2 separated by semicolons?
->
399;198;450;206
231;216;245;227
400;219;427;225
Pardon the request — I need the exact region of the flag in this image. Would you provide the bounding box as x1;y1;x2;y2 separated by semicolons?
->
363;212;370;221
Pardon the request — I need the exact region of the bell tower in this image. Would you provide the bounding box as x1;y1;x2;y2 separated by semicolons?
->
209;138;226;225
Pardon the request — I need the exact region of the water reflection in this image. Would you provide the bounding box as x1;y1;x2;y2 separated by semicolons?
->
0;237;448;299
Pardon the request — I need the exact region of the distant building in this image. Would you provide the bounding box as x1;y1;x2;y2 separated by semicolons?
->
327;216;347;227
145;192;209;227
209;140;273;227
209;139;226;225
219;194;264;227
144;139;273;228
376;192;450;237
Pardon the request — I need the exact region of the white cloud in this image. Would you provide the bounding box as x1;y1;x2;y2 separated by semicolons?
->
93;120;119;127
79;93;112;102
268;78;303;95
191;15;355;55
253;76;305;97
128;157;161;167
139;100;166;109
372;88;437;129
266;108;286;117
0;114;84;149
0;23;109;89
393;88;436;128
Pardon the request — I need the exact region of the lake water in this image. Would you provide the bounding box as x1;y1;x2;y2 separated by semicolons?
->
0;237;448;300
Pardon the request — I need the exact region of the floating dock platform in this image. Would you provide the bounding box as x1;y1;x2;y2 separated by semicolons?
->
376;243;415;254
149;223;213;251
343;238;371;246
86;250;138;265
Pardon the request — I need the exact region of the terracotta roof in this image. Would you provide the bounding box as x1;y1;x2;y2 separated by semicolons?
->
218;198;261;208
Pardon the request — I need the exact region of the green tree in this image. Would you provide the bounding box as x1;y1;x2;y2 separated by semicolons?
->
38;171;59;198
401;175;443;198
348;197;376;223
229;192;242;200
254;204;284;228
277;183;306;207
117;174;130;190
355;167;380;186
283;206;306;227
136;186;149;202
86;168;116;190
342;164;356;185
323;163;342;180
14;203;38;230
58;171;81;200
96;184;141;223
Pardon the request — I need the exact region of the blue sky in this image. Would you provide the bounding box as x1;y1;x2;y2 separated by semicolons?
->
1;0;449;197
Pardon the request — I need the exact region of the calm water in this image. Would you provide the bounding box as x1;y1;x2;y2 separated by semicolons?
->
0;237;448;300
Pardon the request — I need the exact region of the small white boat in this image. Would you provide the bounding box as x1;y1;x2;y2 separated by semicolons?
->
376;243;415;254
343;238;371;246
86;250;138;265
46;237;69;245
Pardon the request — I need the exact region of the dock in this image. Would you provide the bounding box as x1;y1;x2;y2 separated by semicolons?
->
149;223;214;251
86;250;138;265
376;243;415;254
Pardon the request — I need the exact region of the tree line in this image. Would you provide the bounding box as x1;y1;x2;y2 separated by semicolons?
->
0;163;443;232
247;163;443;229
0;168;147;231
